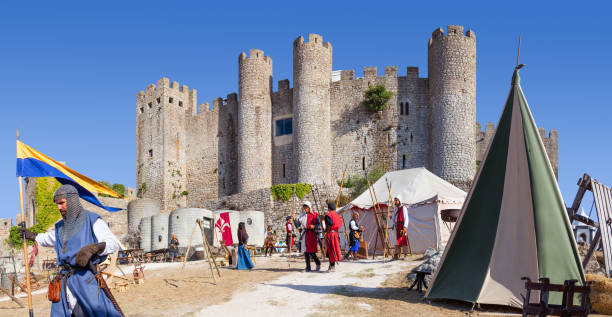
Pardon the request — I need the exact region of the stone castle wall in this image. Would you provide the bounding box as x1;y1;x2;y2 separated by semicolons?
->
428;25;477;191
136;25;560;211
238;50;273;192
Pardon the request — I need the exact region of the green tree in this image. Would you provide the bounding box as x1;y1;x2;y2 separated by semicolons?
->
363;84;393;112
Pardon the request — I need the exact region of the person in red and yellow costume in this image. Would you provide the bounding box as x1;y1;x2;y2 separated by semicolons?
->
393;197;410;260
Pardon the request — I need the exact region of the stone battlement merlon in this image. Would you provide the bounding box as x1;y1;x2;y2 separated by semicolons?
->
276;79;291;92
141;78;197;99
293;34;332;50
239;49;272;64
430;25;476;41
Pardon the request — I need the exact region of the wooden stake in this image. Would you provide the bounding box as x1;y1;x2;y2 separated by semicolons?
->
17;138;34;317
0;285;24;308
197;219;220;280
181;221;198;271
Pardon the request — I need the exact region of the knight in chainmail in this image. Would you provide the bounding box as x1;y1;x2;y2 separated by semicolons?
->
20;184;123;317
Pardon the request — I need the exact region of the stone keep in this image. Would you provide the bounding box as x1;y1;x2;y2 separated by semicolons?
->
428;25;476;191
292;34;333;185
238;49;273;192
136;25;559;211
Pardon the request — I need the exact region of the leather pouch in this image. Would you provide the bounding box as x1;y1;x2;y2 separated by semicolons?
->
48;275;61;303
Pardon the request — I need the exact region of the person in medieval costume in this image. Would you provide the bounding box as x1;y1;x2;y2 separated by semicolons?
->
285;216;295;253
344;211;363;261
393;197;410;259
236;222;254;270
294;201;321;272
168;234;179;261
19;184;123;317
324;203;342;272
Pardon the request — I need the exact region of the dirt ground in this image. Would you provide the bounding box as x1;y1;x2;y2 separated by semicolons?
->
0;255;608;317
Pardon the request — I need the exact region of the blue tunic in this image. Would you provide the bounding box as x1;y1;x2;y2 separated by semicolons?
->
236;245;254;270
51;212;122;317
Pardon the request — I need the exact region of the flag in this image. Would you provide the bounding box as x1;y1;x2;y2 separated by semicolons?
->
215;212;233;246
16;140;122;212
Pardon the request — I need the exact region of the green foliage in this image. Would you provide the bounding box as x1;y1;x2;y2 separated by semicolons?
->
137;182;147;198
7;177;61;246
98;181;125;197
363;84;393;112
270;183;312;201
181;190;189;196
346;165;387;199
337;176;358;189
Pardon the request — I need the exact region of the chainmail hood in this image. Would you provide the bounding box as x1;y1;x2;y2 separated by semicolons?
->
53;184;87;245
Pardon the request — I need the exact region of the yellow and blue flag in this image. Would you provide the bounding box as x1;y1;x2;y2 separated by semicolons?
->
16;140;122;212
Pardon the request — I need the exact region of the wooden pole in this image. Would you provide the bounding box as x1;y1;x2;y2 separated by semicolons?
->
335;167;351;250
17;134;34;317
288;187;296;267
197;219;220;280
0;285;24;308
181;221;198;271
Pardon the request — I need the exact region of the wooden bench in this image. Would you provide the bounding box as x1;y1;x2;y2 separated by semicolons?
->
521;277;591;317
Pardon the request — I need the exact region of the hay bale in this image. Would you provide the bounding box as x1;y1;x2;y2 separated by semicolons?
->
586;274;612;315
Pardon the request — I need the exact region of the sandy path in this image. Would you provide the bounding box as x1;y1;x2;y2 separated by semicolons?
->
197;257;417;317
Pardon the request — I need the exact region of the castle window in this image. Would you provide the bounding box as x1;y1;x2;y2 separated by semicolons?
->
410;133;414;143
148;102;152;109
148;149;153;158
157;97;161;104
179;101;183;107
400;102;404;115
405;102;409;116
362;157;365;170
282;164;286;178
402;155;407;169
140;107;144;114
275;118;293;136
169;97;174;104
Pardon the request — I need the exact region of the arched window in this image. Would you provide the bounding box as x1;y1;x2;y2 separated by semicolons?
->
402;155;407;169
410;133;414;144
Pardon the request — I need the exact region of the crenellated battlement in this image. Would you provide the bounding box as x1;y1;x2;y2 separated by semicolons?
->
141;77;197;98
276;79;291;92
239;49;272;64
293;33;332;50
430;25;476;42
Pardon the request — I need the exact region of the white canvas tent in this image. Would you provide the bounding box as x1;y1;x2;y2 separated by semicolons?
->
339;168;466;254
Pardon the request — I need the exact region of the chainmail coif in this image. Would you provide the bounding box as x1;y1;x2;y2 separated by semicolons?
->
53;184;88;245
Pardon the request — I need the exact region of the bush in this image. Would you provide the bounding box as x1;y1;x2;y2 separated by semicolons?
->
270;183;312;201
347;165;387;199
98;181;125;197
364;84;393;112
8;177;61;246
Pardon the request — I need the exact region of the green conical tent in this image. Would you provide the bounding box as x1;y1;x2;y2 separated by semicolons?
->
425;67;585;308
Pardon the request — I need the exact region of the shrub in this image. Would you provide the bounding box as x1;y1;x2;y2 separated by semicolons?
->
270;183;312;201
364;84;393;112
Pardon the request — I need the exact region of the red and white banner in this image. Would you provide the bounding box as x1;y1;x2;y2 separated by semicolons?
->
215;212;233;246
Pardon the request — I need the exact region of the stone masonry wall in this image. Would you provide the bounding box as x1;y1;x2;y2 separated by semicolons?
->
293;34;333;185
428;25;477;191
137;26;559;213
238;49;273;192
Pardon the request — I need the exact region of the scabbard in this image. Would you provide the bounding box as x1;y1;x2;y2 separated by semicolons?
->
95;274;125;317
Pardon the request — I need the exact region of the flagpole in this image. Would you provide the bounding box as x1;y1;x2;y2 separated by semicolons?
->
16;129;34;317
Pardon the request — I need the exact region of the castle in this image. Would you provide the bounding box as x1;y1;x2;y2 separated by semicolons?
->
136;25;558;212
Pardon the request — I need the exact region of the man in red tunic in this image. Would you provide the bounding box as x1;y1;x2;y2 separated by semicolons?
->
297;201;321;272
393;197;410;259
285;216;294;253
324;202;343;272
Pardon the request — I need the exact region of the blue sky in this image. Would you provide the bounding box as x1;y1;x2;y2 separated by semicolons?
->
1;1;610;221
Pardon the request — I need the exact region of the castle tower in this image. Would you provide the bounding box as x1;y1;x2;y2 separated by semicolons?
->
237;49;273;192
428;25;477;191
292;34;333;185
136;78;196;211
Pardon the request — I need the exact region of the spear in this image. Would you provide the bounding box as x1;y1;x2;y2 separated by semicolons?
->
16;129;34;317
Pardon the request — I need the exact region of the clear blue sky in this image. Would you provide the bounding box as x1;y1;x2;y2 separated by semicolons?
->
1;1;610;221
